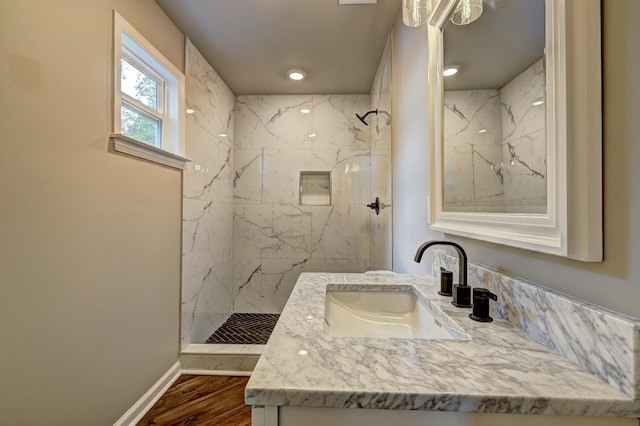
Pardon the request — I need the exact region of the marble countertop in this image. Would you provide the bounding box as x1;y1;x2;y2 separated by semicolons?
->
245;273;640;417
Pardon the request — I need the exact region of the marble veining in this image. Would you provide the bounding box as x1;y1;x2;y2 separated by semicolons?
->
231;39;393;315
444;59;546;213
182;39;236;346
246;273;640;416
433;250;640;398
444;89;504;212
233;94;373;313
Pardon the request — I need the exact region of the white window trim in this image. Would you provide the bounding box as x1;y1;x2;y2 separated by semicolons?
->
112;134;189;170
110;11;189;170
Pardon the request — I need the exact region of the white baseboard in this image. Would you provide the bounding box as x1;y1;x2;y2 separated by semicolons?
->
113;361;181;426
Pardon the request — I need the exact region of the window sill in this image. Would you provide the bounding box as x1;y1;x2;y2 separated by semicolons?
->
110;133;190;170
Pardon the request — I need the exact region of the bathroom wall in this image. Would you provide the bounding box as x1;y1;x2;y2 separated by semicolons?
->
233;94;372;312
442;59;546;213
182;40;235;345
370;36;393;270
391;16;440;274
0;0;184;424
392;0;640;318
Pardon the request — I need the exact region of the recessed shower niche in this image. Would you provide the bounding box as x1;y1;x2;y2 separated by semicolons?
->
299;171;331;206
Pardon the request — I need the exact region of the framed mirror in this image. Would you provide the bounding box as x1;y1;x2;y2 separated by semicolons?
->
427;0;602;261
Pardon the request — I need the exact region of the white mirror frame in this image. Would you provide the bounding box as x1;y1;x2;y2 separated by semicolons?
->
428;0;602;261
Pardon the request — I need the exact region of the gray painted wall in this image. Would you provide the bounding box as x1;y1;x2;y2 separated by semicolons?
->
0;1;184;424
391;15;441;274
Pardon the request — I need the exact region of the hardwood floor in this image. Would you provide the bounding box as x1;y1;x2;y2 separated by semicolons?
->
137;375;251;426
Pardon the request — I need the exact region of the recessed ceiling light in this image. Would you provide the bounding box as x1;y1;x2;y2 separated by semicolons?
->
186;108;195;114
532;99;545;106
288;69;305;81
308;132;317;138
478;128;487;133
443;66;459;77
218;133;228;137
442;65;460;77
300;108;311;114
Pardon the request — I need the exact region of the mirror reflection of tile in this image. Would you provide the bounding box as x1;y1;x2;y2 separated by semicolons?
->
443;59;546;214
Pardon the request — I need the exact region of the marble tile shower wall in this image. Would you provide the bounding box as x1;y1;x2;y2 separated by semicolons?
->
500;58;546;213
370;36;392;270
443;89;504;212
433;250;640;398
182;40;236;346
443;59;546;213
233;94;372;313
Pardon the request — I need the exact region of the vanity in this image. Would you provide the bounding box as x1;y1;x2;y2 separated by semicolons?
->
246;272;640;426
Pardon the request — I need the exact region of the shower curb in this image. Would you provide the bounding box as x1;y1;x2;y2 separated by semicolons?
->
179;343;263;373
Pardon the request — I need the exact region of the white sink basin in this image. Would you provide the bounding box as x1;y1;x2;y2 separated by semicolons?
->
324;286;469;340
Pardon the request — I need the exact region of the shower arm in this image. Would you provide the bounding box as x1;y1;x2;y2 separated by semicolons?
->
355;109;379;126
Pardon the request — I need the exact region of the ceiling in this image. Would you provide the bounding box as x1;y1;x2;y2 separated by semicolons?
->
154;0;401;95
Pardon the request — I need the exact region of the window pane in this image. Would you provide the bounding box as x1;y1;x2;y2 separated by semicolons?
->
121;57;158;110
121;104;161;147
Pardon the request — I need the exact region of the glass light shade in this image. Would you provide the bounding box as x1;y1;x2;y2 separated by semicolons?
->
402;0;431;27
450;0;483;25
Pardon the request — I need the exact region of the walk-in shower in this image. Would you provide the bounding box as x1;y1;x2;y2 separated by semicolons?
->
180;37;393;369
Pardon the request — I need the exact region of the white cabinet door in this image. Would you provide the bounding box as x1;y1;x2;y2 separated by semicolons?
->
276;406;637;426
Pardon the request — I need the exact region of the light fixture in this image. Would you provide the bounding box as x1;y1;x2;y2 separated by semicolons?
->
402;0;432;27
308;132;317;138
450;0;483;26
186;108;195;114
218;133;228;137
443;65;459;77
300;108;311;114
532;99;545;106
288;69;305;81
478;128;487;133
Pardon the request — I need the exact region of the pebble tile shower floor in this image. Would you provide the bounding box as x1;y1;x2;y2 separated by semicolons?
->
205;313;280;345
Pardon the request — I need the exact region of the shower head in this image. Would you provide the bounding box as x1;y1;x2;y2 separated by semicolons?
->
378;109;391;125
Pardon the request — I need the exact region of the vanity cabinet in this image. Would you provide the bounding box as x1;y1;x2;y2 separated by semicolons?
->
254;406;636;426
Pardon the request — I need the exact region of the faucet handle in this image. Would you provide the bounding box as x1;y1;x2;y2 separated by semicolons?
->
438;268;453;296
469;288;498;322
452;283;472;308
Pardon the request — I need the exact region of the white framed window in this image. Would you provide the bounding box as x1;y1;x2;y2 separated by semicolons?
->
111;11;188;169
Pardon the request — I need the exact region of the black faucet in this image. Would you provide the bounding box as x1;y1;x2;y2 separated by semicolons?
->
414;240;472;308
